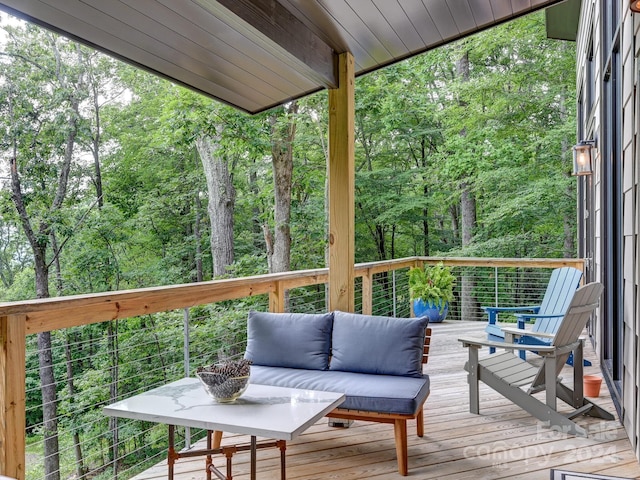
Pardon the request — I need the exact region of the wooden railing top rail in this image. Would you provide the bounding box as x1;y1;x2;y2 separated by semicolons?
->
357;256;585;271
0;256;584;335
415;256;584;269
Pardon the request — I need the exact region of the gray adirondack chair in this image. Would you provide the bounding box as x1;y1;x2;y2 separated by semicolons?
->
460;282;614;436
483;267;583;361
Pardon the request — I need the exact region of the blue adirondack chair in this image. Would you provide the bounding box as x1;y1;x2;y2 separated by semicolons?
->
483;267;584;362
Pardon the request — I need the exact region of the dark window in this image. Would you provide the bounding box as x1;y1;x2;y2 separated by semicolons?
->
600;2;623;416
603;0;619;51
586;42;595;124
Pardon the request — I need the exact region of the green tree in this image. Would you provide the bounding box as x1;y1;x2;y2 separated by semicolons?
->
0;24;92;480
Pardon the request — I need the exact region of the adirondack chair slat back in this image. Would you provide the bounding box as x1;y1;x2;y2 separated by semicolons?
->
531;282;603;389
532;267;583;334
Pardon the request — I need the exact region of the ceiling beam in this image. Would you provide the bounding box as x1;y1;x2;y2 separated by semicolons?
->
196;0;337;89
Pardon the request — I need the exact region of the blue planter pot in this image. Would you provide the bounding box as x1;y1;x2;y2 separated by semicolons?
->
413;298;449;323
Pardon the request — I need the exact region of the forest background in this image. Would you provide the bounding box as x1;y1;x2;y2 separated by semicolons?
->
0;9;578;480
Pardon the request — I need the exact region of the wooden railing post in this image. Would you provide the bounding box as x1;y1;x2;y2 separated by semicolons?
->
409;259;424;318
362;269;373;315
269;281;285;313
0;314;26;480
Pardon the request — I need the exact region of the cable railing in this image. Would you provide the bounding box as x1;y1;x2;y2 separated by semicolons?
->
1;256;584;480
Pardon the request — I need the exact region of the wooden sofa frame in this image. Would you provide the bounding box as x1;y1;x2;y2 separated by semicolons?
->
326;327;431;476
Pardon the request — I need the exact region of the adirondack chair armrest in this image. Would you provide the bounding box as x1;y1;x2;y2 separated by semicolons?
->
481;305;541;326
482;306;541;312
535;340;583;357
459;336;500;349
513;312;564;329
501;327;556;339
501;326;555;346
458;336;557;352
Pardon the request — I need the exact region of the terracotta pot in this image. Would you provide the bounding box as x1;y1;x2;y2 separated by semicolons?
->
583;374;602;397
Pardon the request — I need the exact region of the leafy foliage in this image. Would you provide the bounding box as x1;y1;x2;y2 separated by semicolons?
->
408;262;457;306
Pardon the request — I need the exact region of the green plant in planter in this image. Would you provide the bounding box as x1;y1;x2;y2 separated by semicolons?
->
408;262;456;314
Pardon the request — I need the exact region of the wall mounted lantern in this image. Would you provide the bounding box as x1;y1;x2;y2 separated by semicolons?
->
631;0;640;12
572;140;596;176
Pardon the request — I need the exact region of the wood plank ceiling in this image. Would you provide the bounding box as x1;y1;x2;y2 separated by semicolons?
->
0;0;568;114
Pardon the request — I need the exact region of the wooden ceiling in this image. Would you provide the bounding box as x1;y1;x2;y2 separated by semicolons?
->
0;0;568;114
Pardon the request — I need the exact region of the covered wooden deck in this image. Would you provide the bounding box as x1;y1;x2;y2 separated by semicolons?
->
134;321;640;480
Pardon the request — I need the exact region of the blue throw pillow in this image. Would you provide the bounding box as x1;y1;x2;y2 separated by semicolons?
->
329;311;428;377
244;311;334;370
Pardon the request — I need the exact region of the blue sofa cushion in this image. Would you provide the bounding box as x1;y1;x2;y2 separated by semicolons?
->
244;311;334;370
329;311;428;378
250;365;430;415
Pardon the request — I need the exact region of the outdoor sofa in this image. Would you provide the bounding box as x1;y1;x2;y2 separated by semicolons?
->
243;310;431;476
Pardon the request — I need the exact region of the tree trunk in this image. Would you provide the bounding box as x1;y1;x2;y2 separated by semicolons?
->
33;238;60;480
38;330;60;480
420;137;430;256
9;80;78;475
65;333;87;479
460;184;479;320
196;133;235;277
456;48;479;321
107;321;119;479
55;232;88;476
461;186;476;246
449;204;459;244
50;232;63;295
194;192;204;282
375;224;386;260
312;113;330;310
90;77;104;208
558;82;576;258
266;102;298;274
248;163;265;252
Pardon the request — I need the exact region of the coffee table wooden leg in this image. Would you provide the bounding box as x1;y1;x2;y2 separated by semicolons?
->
212;430;223;448
250;436;257;480
206;430;213;480
167;425;177;480
277;440;287;480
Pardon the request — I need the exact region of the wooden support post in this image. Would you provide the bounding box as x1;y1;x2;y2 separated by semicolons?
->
0;315;26;480
328;52;355;313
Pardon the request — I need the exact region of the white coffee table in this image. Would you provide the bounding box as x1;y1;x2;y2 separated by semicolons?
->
103;378;345;480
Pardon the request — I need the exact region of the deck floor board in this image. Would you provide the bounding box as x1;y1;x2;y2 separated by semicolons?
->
132;320;640;479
